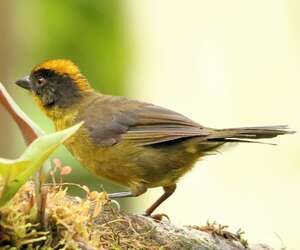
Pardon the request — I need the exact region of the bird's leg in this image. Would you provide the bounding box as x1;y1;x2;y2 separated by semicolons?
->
144;184;176;219
108;192;133;199
108;184;147;199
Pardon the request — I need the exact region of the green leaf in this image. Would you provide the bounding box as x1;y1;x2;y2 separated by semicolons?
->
0;82;47;212
0;122;83;207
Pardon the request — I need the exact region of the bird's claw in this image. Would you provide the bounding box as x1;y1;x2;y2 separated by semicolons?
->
108;199;121;212
143;213;170;222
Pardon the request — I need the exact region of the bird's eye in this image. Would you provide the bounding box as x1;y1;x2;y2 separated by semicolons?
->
37;77;46;85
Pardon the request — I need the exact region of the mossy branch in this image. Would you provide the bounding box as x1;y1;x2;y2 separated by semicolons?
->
0;182;274;250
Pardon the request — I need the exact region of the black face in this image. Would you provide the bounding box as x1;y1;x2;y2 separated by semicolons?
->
16;69;82;107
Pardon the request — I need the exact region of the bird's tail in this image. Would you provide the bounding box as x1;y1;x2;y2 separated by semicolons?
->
207;125;294;144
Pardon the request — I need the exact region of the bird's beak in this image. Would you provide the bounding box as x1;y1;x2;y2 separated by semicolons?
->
15;76;31;90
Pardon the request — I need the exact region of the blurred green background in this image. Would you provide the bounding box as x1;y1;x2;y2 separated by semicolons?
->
1;1;300;249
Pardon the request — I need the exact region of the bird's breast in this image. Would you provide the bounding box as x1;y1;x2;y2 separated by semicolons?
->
54;117;144;187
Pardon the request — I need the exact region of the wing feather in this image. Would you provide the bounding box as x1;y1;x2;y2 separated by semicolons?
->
80;95;209;146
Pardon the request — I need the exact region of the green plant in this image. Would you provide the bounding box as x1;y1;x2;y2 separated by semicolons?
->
0;122;82;207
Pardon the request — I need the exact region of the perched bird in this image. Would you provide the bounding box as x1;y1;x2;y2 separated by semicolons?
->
16;59;293;217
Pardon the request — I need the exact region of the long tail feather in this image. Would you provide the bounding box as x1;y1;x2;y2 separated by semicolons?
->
207;125;294;143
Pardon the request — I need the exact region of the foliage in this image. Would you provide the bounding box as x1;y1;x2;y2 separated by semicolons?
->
0;122;82;207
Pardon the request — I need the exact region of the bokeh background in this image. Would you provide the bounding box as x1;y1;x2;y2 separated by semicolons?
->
0;0;299;249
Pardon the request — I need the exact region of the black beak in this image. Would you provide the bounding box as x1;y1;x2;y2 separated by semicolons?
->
15;76;31;90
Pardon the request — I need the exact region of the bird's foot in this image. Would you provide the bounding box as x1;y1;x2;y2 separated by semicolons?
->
108;199;121;212
142;212;170;222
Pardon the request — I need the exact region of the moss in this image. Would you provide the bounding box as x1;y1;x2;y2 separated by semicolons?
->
0;182;165;249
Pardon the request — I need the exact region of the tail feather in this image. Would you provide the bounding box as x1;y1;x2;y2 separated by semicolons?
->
207;125;294;143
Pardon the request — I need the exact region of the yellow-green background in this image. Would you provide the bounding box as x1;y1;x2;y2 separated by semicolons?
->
0;1;299;249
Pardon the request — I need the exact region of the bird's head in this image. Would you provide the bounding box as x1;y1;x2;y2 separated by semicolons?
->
16;59;91;108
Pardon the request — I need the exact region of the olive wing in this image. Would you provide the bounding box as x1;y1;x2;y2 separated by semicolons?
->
80;96;210;146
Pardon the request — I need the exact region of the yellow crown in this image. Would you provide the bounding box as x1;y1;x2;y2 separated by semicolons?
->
33;59;90;91
33;59;80;76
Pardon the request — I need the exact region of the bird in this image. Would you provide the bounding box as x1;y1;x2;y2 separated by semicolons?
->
16;59;293;218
